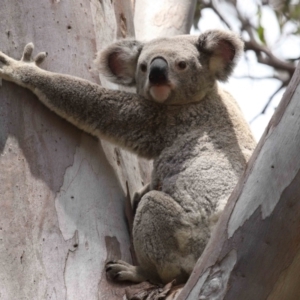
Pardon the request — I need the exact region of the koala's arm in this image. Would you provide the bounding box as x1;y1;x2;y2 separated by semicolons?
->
0;44;167;158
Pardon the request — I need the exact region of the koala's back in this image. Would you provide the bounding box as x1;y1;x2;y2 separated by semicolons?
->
133;86;256;283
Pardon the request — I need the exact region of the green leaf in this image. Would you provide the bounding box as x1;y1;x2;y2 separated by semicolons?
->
256;5;266;45
257;25;266;45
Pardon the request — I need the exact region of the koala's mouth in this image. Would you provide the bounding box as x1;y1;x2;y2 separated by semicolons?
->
149;84;172;103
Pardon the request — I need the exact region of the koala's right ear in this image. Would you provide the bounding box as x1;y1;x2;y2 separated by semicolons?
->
197;30;243;82
95;40;143;86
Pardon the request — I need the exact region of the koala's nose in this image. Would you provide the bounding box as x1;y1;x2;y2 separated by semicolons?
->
149;57;168;85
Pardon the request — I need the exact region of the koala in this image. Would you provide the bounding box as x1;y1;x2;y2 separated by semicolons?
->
0;30;256;284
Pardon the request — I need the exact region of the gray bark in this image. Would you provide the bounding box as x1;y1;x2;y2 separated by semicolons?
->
134;0;196;39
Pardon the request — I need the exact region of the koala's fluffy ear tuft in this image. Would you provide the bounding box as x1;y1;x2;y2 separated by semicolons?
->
95;40;144;86
198;30;243;82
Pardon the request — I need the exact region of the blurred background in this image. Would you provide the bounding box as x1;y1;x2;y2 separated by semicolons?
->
192;0;300;140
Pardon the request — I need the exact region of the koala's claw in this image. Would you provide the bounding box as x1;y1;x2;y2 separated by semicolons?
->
105;260;146;283
105;261;124;281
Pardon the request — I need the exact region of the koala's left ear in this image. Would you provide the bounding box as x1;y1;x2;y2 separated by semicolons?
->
95;39;144;86
197;30;243;81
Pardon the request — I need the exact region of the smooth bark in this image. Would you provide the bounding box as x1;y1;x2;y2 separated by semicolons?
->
134;0;196;39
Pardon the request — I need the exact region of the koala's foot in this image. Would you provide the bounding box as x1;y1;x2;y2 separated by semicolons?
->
0;43;47;83
105;260;147;283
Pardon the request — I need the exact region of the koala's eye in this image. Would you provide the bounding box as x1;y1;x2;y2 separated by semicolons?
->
177;61;187;70
140;63;147;72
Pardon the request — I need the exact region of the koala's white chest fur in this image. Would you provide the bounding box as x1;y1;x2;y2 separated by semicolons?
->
153;131;242;210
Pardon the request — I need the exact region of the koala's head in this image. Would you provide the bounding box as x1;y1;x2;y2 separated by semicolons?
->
97;30;243;105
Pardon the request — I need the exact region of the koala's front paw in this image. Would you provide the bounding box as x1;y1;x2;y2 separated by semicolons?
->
105;260;146;283
0;43;47;82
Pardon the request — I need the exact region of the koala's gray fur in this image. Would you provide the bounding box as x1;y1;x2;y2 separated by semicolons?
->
0;30;256;284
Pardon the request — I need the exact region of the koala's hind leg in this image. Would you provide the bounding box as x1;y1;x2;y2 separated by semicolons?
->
133;190;199;284
106;191;201;284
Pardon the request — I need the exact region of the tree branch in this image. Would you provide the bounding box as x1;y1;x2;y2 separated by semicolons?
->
197;0;297;121
234;75;282;81
250;81;286;124
178;61;300;300
201;0;233;30
244;40;296;76
199;1;296;77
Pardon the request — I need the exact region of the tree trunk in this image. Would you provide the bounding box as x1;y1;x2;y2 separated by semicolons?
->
134;0;196;39
176;62;300;299
0;1;140;299
0;0;198;299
